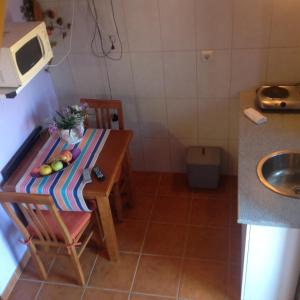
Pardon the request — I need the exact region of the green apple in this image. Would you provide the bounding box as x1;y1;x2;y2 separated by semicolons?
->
51;160;64;172
39;164;52;176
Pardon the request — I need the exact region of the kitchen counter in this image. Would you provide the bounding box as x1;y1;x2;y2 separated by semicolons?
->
238;91;300;228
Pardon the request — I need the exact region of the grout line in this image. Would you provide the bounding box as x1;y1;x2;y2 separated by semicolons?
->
33;282;44;300
80;251;99;300
126;173;162;300
132;290;177;299
84;286;129;294
176;192;193;300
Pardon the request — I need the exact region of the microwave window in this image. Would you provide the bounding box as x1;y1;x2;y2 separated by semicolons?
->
15;37;43;75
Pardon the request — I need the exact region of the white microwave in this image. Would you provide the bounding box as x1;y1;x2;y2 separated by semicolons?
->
0;22;53;88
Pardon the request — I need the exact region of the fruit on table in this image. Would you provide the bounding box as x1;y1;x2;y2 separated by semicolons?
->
51;160;64;172
71;148;81;160
31;167;40;176
39;164;52;176
59;150;72;162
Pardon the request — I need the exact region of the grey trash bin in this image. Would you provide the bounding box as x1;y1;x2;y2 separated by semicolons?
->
186;146;221;189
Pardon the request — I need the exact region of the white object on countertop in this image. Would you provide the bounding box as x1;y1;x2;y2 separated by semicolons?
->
244;107;267;125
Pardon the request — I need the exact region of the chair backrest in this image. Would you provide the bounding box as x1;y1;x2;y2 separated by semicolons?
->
0;192;73;245
80;98;124;130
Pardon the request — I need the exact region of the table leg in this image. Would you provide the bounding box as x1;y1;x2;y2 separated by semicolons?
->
96;195;119;261
124;151;136;208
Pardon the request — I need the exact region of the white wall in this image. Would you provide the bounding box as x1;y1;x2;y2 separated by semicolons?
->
43;0;300;174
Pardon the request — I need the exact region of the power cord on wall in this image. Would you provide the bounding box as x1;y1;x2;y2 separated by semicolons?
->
87;0;123;61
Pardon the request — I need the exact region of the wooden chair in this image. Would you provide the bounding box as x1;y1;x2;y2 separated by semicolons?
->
81;98;124;130
0;192;100;285
80;98;134;221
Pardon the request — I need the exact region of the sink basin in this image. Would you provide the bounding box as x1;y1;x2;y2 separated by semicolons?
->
257;150;300;198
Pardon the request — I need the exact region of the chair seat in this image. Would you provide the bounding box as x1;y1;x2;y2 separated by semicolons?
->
28;211;91;240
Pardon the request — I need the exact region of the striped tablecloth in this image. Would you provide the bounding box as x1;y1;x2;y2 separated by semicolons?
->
16;129;110;212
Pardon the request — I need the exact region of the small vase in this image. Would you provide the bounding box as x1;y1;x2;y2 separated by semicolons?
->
59;122;84;144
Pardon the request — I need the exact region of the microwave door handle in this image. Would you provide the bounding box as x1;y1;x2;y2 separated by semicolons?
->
37;35;45;56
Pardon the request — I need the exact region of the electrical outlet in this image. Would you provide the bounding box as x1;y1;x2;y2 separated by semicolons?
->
201;50;214;62
109;34;116;50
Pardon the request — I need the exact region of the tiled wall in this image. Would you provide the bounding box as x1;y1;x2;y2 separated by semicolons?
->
41;0;300;174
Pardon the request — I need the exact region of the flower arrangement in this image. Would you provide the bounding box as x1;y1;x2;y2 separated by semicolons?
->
49;104;88;144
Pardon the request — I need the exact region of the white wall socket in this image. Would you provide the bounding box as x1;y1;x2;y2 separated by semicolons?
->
201;50;214;62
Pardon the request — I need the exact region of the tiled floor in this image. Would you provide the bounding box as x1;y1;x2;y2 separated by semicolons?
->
8;172;241;300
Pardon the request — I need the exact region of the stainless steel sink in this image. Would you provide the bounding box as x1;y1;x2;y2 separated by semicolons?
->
257;150;300;198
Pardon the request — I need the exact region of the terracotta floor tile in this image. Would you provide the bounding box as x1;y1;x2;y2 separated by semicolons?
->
116;220;147;252
185;227;228;261
88;253;138;290
130;294;173;300
190;197;230;227
47;247;97;284
227;263;242;300
151;196;190;224
37;283;83;300
158;173;191;197
192;176;231;199
83;288;128;300
8;280;41;300
143;223;187;256
230;228;242;264
20;256;54;280
123;195;155;220
133;255;181;297
180;259;227;300
133;172;161;196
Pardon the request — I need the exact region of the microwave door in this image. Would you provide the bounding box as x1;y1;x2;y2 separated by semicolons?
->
15;37;43;75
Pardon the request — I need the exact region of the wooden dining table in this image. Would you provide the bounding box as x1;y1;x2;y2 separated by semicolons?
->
2;129;134;261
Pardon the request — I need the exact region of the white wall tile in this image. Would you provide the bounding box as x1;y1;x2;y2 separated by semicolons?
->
228;140;238;175
198;98;229;140
196;0;232;49
170;137;197;173
270;0;300;48
122;98;140;135
197;50;231;98
106;53;135;99
123;0;161;51
167;99;198;139
233;0;272;48
142;138;171;172
229;98;240;140
137;99;168;138
131;53;165;98
267;48;300;83
68;54;109;98
231;49;267;98
93;0;129;53
163;51;197;98
129;136;145;171
197;139;229;174
49;55;77;107
159;0;196;50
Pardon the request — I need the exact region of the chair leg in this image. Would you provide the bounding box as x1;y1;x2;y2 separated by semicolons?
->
112;185;123;222
69;246;85;285
28;243;47;280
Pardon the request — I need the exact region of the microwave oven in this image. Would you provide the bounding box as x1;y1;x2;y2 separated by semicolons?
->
0;22;53;88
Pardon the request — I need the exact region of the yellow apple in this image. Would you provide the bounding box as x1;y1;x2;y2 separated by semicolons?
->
39;164;52;176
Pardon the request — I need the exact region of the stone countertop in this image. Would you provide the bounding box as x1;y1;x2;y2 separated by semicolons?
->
238;91;300;228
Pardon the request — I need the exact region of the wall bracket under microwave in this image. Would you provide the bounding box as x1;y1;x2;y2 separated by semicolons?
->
0;85;25;99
